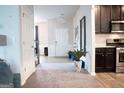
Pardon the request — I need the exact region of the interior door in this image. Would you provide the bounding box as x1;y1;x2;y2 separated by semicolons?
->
21;6;35;83
55;23;68;56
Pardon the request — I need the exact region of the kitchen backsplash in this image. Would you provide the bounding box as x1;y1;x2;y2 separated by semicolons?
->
95;34;124;47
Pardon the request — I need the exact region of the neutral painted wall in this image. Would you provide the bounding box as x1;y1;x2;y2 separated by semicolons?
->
73;7;81;49
48;19;56;56
67;17;74;46
96;34;124;47
0;5;36;86
73;5;95;75
20;5;35;86
35;22;48;55
0;6;21;73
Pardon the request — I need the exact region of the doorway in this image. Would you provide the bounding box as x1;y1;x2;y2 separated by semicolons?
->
34;25;40;66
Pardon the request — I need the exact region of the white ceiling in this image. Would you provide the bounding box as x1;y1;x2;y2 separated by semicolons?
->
34;5;79;23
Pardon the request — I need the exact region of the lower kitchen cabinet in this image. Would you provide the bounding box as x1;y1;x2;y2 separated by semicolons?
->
95;49;105;72
95;48;116;72
105;53;115;72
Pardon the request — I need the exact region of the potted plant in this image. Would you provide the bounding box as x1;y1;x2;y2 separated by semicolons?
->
68;51;76;61
68;51;73;59
73;49;87;72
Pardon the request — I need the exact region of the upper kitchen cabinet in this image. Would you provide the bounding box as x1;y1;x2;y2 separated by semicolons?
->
111;5;124;20
95;5;100;33
95;5;124;34
100;5;111;33
111;5;121;21
121;6;124;20
95;5;111;33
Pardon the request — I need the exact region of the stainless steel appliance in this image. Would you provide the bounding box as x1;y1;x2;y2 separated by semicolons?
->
111;21;124;33
106;38;124;72
116;47;124;72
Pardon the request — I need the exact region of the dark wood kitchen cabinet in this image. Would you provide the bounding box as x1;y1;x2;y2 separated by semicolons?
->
100;5;111;33
95;48;116;72
121;6;124;20
95;5;111;33
95;48;105;72
111;5;121;21
95;5;124;33
105;48;116;72
95;5;100;33
111;5;124;20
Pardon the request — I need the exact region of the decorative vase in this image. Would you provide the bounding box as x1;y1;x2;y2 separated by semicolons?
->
74;61;82;72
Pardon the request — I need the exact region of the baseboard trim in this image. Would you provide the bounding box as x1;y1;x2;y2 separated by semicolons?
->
47;56;68;58
21;79;26;86
90;72;96;76
21;68;36;86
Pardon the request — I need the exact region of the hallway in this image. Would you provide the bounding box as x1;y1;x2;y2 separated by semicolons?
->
23;57;103;88
38;57;75;72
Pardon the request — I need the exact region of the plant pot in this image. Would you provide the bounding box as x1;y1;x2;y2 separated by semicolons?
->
82;61;85;68
74;61;82;72
72;55;75;61
68;54;71;59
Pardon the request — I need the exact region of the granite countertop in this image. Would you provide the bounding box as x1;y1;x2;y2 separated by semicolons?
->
95;46;116;48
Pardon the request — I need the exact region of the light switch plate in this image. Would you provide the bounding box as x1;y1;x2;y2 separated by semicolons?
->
0;35;7;46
